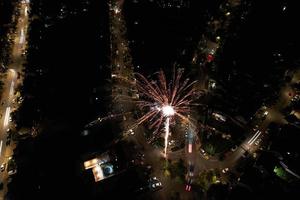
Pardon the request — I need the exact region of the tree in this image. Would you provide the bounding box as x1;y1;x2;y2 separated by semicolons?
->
0;80;3;91
168;159;186;181
204;143;216;155
196;170;210;191
195;169;219;191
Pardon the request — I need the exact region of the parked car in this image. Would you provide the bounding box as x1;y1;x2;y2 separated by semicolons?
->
185;178;192;192
149;177;162;191
188;164;194;177
255;138;262;146
8;169;17;176
222;168;229;173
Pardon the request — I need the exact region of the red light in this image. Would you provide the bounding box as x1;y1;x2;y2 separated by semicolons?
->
207;54;214;62
185;184;191;191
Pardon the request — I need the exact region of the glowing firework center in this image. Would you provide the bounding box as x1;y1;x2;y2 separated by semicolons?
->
162;105;175;117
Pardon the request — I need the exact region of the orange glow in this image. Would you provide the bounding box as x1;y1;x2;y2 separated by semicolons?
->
84;158;98;169
92;165;104;182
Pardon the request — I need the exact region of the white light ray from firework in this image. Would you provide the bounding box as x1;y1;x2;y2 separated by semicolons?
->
164;117;170;157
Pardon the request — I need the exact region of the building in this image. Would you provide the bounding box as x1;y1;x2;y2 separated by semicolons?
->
157;0;190;8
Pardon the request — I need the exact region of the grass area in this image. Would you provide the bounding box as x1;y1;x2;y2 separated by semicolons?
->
194;169;221;191
163;159;186;182
202;134;233;156
273;166;290;181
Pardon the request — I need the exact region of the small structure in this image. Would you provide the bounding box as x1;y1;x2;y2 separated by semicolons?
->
83;152;115;182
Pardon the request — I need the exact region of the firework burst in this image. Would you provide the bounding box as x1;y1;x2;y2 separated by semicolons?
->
132;69;198;157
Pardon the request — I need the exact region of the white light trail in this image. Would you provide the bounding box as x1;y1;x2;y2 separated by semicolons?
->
4;106;11;127
0;140;3;156
247;130;259;144
248;130;262;145
249;131;262;145
19;29;25;44
25;6;28;16
164;117;170;158
9;81;15;97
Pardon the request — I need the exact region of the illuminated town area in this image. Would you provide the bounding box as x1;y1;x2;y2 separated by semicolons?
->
0;0;300;199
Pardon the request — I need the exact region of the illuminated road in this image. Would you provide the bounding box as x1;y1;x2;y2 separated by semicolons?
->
0;0;30;198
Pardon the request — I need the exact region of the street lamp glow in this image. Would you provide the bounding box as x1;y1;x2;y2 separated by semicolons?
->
162;105;175;117
9;69;16;74
114;7;120;14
